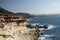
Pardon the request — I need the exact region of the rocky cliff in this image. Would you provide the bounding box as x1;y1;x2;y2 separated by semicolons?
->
0;16;39;40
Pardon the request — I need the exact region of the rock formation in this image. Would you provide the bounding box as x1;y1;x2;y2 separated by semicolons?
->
0;16;39;40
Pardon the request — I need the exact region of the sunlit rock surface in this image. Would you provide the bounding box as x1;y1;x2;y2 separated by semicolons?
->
0;16;39;40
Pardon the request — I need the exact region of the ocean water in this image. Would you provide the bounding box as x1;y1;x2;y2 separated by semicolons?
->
27;16;60;40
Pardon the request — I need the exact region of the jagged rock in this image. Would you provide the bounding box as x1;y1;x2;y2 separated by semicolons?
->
0;16;39;40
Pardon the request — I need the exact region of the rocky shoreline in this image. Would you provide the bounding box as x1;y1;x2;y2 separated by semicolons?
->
0;16;39;40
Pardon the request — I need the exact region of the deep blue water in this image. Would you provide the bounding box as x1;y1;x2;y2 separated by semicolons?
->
27;16;60;40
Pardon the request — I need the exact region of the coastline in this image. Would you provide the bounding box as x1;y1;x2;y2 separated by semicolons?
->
0;16;39;40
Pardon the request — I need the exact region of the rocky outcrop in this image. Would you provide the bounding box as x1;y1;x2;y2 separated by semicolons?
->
0;16;39;40
0;27;39;40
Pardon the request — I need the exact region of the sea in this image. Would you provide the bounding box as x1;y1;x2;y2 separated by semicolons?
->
27;15;60;40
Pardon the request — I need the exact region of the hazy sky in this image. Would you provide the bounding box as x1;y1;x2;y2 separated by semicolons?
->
0;0;60;15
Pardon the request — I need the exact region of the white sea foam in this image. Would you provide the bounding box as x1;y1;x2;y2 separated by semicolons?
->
31;23;40;26
38;36;53;40
41;34;55;37
46;25;56;30
39;28;46;30
38;25;56;40
27;19;31;21
38;37;46;40
39;25;57;30
38;37;53;40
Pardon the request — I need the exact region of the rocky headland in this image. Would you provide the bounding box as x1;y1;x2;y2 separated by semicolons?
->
0;7;39;40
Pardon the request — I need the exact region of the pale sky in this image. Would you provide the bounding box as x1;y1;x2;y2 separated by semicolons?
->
0;0;60;15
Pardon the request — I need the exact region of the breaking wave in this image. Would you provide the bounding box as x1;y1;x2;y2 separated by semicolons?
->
41;34;55;37
46;25;57;30
38;37;53;40
27;19;31;21
39;25;57;30
38;34;55;40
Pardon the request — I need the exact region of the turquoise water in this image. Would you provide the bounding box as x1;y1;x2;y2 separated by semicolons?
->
27;16;60;40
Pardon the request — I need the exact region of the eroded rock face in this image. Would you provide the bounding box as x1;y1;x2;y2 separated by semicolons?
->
0;17;39;40
0;27;38;40
0;22;39;40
